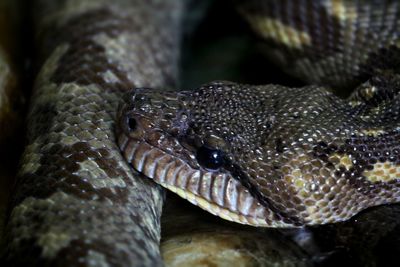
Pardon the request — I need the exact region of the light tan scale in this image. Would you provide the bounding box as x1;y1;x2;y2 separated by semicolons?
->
363;162;400;183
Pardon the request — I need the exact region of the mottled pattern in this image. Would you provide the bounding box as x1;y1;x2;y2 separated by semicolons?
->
237;0;400;91
118;76;400;227
3;0;182;266
4;0;400;265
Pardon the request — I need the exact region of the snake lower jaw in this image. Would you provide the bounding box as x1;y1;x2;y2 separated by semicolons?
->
117;130;296;228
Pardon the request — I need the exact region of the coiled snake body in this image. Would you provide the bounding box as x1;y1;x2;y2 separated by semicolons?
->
3;0;400;266
3;0;182;265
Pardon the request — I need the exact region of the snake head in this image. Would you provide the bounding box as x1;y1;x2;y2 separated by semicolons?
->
117;81;400;227
116;81;298;227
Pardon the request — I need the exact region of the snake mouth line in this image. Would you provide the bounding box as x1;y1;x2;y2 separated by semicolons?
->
118;132;293;227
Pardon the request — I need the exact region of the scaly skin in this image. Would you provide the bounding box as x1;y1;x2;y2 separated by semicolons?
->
117;0;400;228
118;78;400;227
3;0;182;266
3;1;397;266
237;0;400;92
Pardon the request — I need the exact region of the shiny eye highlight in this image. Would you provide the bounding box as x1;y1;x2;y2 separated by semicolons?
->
196;145;224;170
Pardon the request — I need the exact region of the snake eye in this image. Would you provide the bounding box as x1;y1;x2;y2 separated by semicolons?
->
127;117;137;131
196;145;224;170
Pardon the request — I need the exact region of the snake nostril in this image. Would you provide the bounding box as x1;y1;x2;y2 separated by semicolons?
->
127;117;137;131
124;115;145;140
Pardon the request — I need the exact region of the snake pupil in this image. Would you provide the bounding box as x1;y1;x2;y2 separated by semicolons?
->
127;117;137;131
196;145;224;170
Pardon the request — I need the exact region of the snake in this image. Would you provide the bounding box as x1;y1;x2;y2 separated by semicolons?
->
116;0;400;228
2;0;400;266
3;0;182;265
